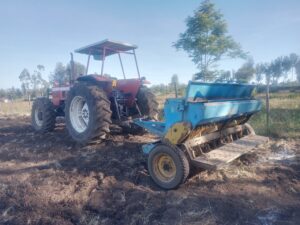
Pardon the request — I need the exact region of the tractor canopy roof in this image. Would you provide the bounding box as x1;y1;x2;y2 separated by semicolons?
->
75;39;138;60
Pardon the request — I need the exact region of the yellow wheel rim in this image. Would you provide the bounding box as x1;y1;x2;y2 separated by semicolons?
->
153;153;176;182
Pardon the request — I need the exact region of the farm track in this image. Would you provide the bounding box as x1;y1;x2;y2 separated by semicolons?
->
0;116;299;225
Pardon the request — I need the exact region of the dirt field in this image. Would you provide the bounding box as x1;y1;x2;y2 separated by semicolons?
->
0;116;299;225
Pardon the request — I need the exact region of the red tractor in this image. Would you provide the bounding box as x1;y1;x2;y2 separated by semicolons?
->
31;40;159;144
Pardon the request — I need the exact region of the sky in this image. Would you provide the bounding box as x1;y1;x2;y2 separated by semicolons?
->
0;0;300;88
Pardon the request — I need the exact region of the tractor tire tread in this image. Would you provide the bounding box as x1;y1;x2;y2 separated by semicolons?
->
137;86;159;120
65;83;112;144
31;97;56;133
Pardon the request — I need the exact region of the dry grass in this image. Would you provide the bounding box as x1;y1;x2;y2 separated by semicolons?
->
0;100;31;116
1;92;299;138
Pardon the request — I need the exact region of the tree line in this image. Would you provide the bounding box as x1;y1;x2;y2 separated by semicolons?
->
150;53;300;97
150;74;187;97
0;61;85;101
215;53;300;84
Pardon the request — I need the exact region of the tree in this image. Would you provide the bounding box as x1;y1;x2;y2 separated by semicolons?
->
174;0;246;81
281;56;292;80
171;74;179;85
269;58;283;85
235;59;255;83
295;60;300;83
255;63;266;84
6;87;22;100
269;56;294;85
32;65;49;96
256;54;299;85
19;65;49;100
50;62;67;85
289;53;299;80
66;61;85;80
19;69;32;100
215;70;231;82
50;61;86;85
170;74;179;97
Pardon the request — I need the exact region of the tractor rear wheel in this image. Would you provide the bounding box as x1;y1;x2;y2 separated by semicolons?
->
31;97;56;132
65;83;112;144
148;144;190;189
136;87;159;120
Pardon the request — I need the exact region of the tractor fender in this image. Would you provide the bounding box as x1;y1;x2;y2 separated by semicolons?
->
77;75;109;84
76;75;111;90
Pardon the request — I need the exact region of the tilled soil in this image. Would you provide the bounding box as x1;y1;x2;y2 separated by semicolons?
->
0;116;299;225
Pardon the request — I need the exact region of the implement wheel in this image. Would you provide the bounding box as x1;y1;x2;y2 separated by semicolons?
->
31;97;56;132
148;144;190;189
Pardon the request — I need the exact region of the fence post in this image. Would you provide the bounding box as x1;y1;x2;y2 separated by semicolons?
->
266;75;270;136
174;82;178;98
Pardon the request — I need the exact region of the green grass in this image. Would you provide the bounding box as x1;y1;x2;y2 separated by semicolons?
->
249;92;300;138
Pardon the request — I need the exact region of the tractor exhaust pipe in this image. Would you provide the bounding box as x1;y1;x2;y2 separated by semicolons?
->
70;53;75;84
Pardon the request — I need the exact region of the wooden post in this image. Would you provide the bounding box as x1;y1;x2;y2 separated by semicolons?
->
174;82;178;98
266;74;270;136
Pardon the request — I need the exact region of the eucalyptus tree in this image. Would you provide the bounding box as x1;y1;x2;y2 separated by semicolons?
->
174;0;246;81
255;63;266;84
235;59;255;83
289;53;299;80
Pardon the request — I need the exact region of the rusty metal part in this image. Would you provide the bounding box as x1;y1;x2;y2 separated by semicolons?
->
164;122;191;145
152;153;177;182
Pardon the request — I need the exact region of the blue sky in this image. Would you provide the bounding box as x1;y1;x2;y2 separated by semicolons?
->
0;0;300;88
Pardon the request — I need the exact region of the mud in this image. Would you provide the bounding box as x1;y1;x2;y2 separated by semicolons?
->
0;116;299;225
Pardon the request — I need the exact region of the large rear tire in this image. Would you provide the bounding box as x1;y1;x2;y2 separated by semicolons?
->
31;97;56;132
148;144;190;189
136;87;159;120
65;83;112;144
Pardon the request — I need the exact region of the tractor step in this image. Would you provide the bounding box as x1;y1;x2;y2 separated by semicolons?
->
191;135;268;169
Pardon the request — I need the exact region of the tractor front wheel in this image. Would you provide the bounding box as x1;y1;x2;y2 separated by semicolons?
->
148;144;190;189
31;97;56;132
65;83;112;144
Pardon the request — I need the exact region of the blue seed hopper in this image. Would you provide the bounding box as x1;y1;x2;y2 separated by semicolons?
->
134;81;268;189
